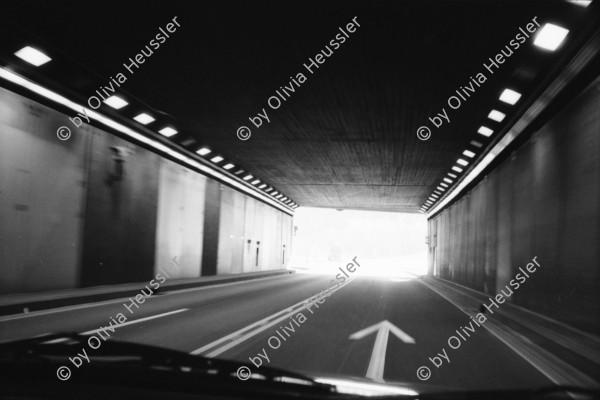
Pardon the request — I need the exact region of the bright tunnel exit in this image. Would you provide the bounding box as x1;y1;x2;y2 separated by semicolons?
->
289;207;428;278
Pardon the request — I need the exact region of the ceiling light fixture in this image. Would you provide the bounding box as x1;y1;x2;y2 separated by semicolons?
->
478;126;494;137
488;110;506;122
197;147;211;156
534;23;569;51
103;96;129;109
499;89;521;105
14;46;51;66
159;127;178;137
133;113;155;124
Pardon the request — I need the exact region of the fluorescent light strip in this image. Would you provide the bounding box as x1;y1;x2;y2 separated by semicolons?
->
0;67;293;213
223;163;234;170
440;182;448;188
211;156;223;163
452;166;463;173
443;177;453;183
457;158;469;166
197;147;211;156
463;150;476;158
448;173;457;178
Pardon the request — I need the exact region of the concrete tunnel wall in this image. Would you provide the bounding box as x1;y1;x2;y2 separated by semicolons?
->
0;87;293;295
427;77;600;334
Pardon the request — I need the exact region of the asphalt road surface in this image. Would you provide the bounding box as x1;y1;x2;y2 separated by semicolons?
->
0;273;553;391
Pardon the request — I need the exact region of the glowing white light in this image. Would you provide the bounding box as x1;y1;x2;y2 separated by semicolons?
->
478;126;494;137
534;24;569;51
103;96;128;109
488;110;506;122
15;46;51;66
499;89;521;105
133;113;155;124
197;147;211;156
159;127;178;137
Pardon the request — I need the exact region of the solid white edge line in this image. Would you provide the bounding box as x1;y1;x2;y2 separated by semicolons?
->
417;279;598;388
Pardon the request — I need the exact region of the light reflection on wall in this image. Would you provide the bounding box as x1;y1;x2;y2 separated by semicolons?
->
289;208;428;277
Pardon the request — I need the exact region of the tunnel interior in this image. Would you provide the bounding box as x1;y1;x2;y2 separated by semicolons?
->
0;0;600;396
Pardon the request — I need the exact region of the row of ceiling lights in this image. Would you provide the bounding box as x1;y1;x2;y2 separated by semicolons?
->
419;20;575;214
12;46;298;210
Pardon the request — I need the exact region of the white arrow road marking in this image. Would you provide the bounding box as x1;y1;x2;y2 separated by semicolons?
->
349;320;415;382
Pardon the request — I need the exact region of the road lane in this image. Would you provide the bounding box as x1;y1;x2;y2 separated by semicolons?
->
0;273;330;345
1;272;557;392
216;276;553;391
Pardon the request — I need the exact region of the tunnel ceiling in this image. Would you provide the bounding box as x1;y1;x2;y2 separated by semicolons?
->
1;0;597;212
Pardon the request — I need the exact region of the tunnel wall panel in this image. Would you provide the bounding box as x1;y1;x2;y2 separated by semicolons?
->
0;88;85;294
216;188;292;274
217;186;246;275
80;131;160;287
428;78;600;333
155;158;206;278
